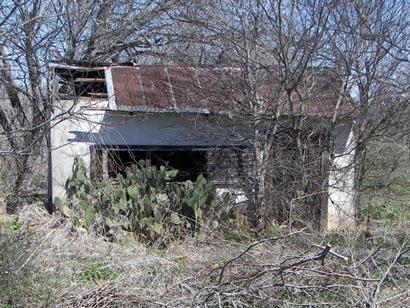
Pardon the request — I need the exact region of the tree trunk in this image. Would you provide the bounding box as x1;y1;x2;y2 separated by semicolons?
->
6;155;31;213
319;149;330;232
255;163;268;229
352;144;366;223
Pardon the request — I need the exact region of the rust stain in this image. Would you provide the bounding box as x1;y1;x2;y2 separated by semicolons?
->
109;65;353;118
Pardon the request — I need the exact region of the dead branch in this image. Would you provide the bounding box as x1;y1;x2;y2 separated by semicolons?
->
218;229;306;283
312;243;351;264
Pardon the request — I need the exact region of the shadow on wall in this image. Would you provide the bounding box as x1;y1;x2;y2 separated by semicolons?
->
67;112;251;148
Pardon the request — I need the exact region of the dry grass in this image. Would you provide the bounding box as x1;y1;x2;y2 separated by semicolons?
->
0;203;409;307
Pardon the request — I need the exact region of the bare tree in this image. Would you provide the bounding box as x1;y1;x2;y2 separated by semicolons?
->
323;0;410;219
166;0;349;229
154;0;410;230
0;0;181;211
1;0;408;224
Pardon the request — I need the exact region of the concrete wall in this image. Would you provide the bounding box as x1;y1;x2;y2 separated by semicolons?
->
51;99;108;201
327;124;356;230
51;101;357;230
51;104;250;201
68;111;250;147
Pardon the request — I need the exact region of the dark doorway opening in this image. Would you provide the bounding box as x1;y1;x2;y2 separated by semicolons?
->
91;147;208;182
150;151;207;181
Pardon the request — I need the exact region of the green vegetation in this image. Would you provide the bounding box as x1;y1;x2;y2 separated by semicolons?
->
0;228;56;307
56;158;237;244
360;140;410;226
1;146;409;307
76;259;118;283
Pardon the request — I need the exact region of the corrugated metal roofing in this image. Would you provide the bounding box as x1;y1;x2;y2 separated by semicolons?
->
108;65;353;118
110;66;236;114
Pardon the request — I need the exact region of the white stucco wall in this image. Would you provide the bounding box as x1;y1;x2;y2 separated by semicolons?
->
51;99;108;201
51;103;250;202
74;112;249;147
51;100;357;229
327;127;356;230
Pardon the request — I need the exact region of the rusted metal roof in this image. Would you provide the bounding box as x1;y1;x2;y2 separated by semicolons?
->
110;66;236;114
107;65;353;118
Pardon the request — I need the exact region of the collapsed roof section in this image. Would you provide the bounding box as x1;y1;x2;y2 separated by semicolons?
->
52;63;109;99
51;63;354;118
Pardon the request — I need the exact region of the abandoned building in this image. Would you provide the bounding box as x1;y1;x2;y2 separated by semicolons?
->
49;62;356;230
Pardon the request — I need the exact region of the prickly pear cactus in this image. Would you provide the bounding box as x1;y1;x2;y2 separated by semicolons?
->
62;157;234;244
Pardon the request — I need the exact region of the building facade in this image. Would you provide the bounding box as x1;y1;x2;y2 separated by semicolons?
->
50;63;356;230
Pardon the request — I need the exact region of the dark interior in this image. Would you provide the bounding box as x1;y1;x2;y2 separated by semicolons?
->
56;68;107;98
106;149;208;181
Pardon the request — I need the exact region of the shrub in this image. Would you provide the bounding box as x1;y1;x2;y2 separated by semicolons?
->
76;259;118;283
57;158;235;244
0;228;56;307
